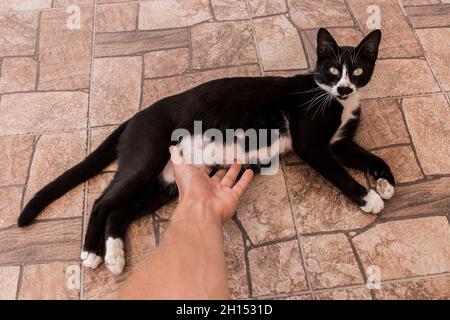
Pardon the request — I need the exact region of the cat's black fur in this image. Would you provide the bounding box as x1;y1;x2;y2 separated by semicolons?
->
18;28;394;272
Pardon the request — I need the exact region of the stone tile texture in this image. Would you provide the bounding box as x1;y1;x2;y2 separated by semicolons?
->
1;0;449;300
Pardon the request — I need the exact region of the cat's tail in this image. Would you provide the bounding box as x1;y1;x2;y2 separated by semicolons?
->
17;121;129;227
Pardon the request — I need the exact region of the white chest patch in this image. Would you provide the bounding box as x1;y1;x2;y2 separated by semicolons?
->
160;131;293;184
330;92;361;144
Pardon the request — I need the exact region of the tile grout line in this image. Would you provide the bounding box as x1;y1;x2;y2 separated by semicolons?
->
283;0;314;73
343;0;363;33
397;99;427;178
34;12;42;91
397;0;447;95
80;0;98;301
14;265;24;300
15;135;39;300
187;26;194;74
245;0;265;76
207;0;217;21
20;136;39;212
345;233;376;300
232;214;255;298
252;271;450;300
280;161;315;298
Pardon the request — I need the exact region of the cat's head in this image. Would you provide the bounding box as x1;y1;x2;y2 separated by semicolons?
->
314;28;381;100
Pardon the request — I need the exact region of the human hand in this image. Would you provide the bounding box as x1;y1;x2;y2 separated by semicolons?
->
169;146;254;223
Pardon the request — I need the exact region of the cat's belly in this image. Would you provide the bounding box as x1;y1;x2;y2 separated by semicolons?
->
160;133;293;184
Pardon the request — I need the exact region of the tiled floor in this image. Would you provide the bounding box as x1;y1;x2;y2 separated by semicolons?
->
0;0;449;300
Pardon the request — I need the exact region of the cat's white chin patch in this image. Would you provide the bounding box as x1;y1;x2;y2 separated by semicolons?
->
105;237;126;275
376;178;394;200
360;189;384;214
81;251;102;269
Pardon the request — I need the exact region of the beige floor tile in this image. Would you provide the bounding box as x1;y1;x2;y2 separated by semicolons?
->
405;5;450;28
38;7;93;91
142;65;260;107
0;57;37;94
376;276;450;300
361;59;440;99
0;91;88;136
282;151;303;165
0;186;23;229
138;0;212;30
95;29;189;58
53;0;94;7
0;12;39;57
97;0;131;4
0;266;20;300
248;0;287;17
382;177;450;219
144;48;190;78
248;240;308;296
0;136;34;186
416;28;450;91
253;15;307;71
0;0;51;13
210;0;249;20
90;56;142;126
288;0;353;29
83;215;156;299
0;219;82;264
353;217;450;281
401;0;440;5
315;287;372;300
96;2;138;33
237;170;295;245
24;131;87;220
356;99;410;150
191;21;257;69
285;165;375;234
347;0;422;58
278;293;313;300
303;234;364;289
19;262;80;300
223;221;249;299
402;95;450;175
373;146;423;184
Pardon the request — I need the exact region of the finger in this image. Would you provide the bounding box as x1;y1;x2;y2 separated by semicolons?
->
232;169;254;197
200;165;212;176
221;164;242;187
169;145;184;166
211;169;226;182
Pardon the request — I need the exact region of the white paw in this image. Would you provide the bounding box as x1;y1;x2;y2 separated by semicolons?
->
81;251;102;269
105;237;125;275
376;178;394;200
360;189;384;214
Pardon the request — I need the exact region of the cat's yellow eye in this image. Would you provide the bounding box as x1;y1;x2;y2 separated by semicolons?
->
353;68;363;76
329;67;340;76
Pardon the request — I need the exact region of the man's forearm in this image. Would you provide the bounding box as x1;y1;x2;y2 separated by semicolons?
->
119;201;230;300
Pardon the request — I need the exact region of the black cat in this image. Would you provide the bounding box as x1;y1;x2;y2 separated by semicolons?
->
18;28;395;275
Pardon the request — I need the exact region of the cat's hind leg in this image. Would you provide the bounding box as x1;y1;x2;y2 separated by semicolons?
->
104;182;176;275
81;178;117;269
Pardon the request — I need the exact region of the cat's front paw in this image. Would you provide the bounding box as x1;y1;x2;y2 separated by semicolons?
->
376;178;394;199
81;251;102;269
360;189;384;214
105;237;126;275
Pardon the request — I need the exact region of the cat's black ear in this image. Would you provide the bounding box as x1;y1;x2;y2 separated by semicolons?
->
317;28;339;59
356;30;382;61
